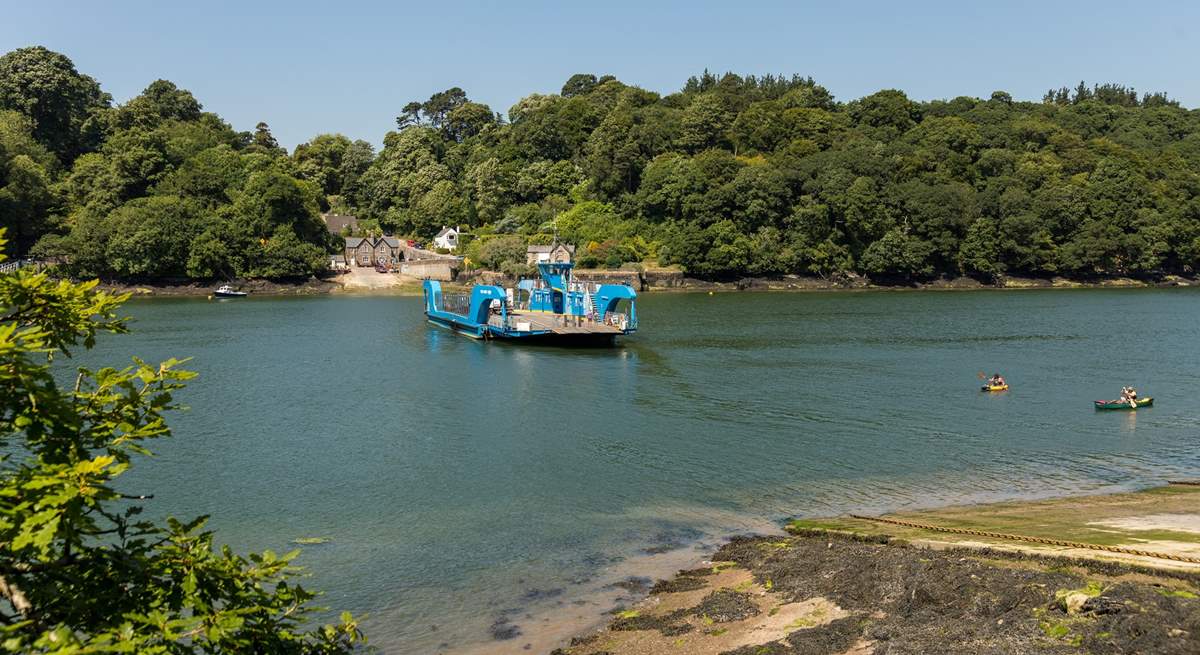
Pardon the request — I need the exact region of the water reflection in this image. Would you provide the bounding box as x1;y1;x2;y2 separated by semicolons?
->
1122;409;1138;433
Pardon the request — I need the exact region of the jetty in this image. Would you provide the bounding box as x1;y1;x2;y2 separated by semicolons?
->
422;262;637;344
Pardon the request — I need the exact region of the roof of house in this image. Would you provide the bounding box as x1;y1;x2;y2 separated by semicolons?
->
345;237;368;248
435;226;457;238
323;213;358;233
527;243;576;253
380;237;400;247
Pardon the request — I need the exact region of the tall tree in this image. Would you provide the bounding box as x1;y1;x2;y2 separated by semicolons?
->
0;46;111;163
115;79;203;130
678;93;731;153
561;73;599;98
251;121;284;154
420;87;467;127
396;101;423;129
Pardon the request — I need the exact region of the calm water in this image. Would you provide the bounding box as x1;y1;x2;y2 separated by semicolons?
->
76;289;1200;653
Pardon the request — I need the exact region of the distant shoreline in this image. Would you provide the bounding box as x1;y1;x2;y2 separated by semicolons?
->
96;271;1200;298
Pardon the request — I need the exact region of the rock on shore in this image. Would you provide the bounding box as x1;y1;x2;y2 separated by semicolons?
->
557;531;1200;655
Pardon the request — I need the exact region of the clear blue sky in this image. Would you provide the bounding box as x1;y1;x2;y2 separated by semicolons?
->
3;0;1197;150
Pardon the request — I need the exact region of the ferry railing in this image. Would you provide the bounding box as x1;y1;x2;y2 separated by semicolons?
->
441;294;471;316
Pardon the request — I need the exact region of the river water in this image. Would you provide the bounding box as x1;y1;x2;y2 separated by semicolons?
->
77;288;1200;653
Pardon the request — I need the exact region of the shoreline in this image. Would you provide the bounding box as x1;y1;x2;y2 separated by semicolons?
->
543;483;1200;655
96;272;1200;298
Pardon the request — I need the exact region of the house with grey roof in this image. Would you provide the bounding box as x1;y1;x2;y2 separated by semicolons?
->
526;242;576;265
322;213;358;235
345;236;403;268
373;237;401;266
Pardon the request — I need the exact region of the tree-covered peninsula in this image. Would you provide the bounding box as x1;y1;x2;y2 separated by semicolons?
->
3;45;1200;282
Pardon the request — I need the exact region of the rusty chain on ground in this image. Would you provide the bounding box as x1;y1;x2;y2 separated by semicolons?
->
846;514;1200;564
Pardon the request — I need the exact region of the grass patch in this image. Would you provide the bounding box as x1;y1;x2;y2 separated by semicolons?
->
786;616;818;629
711;561;737;574
615;609;640;619
1156;588;1198;598
785;518;864;534
1033;607;1089;647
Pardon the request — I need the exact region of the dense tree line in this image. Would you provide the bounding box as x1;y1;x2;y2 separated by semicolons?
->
5;46;1200;281
0;47;345;280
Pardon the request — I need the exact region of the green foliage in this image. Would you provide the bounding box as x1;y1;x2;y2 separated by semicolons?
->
561;73;599;98
105;196;211;278
678;93;732;153
291;133;374;199
474;235;527;271
0;231;363;652
114;79;202;130
0;46;110;163
233;166;325;242
244;227;328;279
860;228;936;278
10;46;1200;283
0;126;56;255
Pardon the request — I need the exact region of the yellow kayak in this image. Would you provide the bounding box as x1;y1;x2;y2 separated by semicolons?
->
981;384;1009;392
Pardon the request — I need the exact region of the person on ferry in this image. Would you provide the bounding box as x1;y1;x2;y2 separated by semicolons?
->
989;373;1006;387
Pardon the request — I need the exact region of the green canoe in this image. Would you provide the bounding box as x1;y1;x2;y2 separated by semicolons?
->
1094;397;1153;410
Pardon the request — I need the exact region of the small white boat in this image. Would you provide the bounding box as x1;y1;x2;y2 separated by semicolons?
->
213;284;247;298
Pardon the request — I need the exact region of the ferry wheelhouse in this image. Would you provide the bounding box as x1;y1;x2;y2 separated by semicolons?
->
422;262;637;345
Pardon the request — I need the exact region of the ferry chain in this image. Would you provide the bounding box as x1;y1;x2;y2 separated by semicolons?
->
846;514;1200;565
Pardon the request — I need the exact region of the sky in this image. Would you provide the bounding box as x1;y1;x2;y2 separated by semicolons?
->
2;0;1197;150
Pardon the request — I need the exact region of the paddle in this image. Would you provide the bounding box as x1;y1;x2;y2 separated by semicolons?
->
978;371;1005;391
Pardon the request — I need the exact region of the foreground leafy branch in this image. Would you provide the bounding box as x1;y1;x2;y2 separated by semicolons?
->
0;230;363;653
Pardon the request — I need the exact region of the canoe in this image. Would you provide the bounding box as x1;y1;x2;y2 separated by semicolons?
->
1094;397;1153;410
981;384;1009;392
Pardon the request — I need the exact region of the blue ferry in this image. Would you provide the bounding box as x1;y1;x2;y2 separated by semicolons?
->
422;262;638;345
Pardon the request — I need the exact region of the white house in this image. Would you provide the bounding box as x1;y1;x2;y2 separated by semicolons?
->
433;226;459;251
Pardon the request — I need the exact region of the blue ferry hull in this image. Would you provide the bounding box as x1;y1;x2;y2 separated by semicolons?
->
425;311;620;345
421;262;637;346
426;314;487;339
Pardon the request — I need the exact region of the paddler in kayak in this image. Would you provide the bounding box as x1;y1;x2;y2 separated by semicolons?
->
989;373;1006;388
1119;386;1138;408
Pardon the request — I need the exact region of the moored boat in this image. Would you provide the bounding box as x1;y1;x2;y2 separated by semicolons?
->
422;262;636;345
214;284;247;298
1094;397;1153;410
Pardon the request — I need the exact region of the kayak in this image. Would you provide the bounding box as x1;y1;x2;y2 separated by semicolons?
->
981;384;1009;392
1094;398;1153;410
